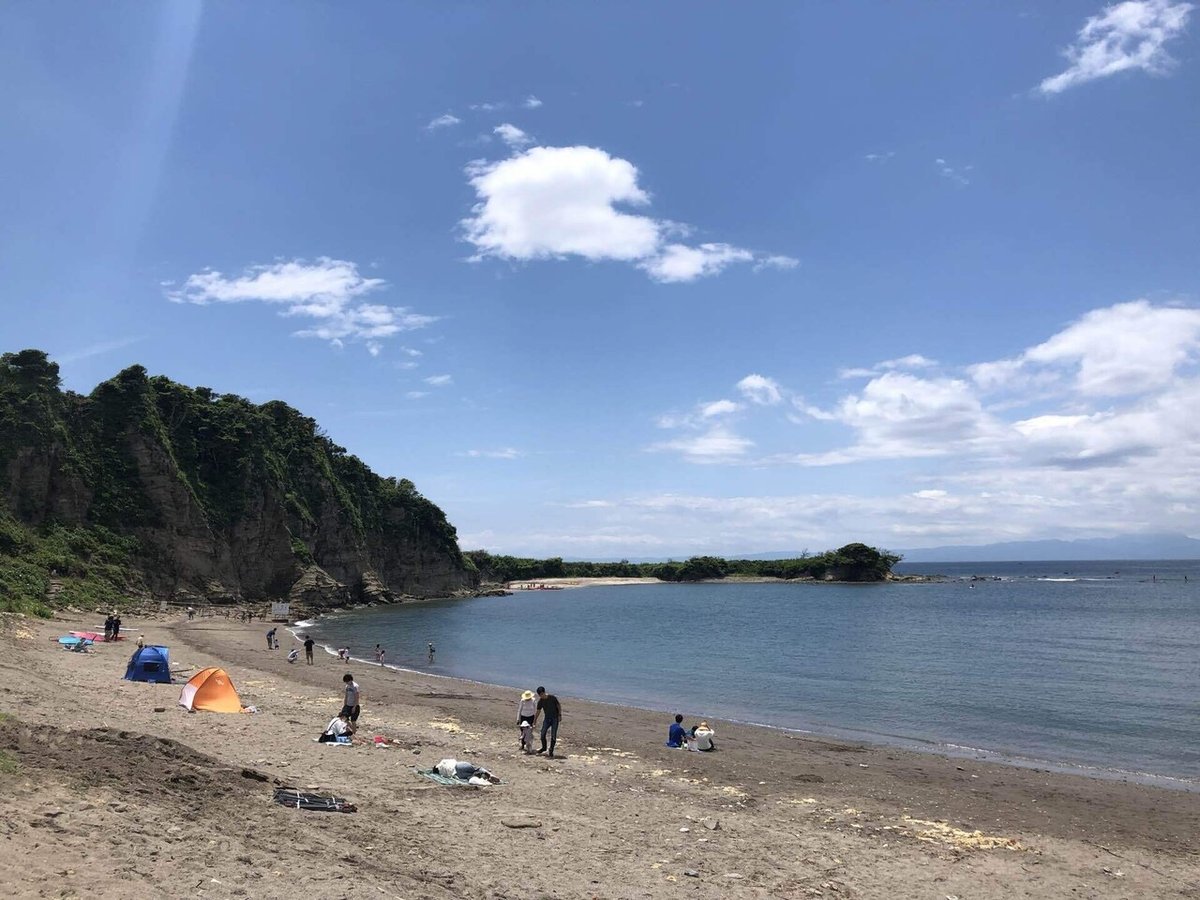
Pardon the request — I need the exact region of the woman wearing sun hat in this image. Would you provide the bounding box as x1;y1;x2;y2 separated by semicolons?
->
517;689;538;752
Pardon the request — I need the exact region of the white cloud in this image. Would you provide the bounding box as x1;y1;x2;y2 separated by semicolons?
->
737;374;783;406
523;95;543;109
461;144;795;283
426;113;461;130
649;425;754;464
974;301;1200;397
494;123;534;150
470;101;503;112
424;374;453;387
1039;0;1194;94
936;157;972;187
405;390;428;399
700;399;740;418
795;373;992;465
839;354;937;380
639;243;754;283
168;257;437;351
864;151;895;162
754;255;800;272
459;447;524;459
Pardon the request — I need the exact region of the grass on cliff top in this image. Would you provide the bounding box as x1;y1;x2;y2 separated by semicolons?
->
0;511;141;617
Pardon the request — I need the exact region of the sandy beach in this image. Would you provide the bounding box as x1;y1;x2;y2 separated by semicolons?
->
2;610;1198;899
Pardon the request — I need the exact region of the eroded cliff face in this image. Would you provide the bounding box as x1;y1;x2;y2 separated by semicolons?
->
0;352;476;607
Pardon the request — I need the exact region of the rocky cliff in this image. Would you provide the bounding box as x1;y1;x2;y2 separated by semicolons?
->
0;350;476;612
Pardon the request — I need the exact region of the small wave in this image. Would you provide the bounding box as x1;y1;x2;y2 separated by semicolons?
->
1037;577;1078;582
292;619;317;629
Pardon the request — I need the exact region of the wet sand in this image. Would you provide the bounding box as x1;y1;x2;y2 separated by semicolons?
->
1;610;1197;898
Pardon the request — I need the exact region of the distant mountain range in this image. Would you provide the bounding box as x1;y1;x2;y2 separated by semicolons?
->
578;533;1200;565
896;533;1200;562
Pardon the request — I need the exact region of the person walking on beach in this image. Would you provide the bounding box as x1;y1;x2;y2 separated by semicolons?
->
534;686;562;758
517;690;537;753
186;606;195;621
341;673;361;725
266;627;277;650
304;635;315;665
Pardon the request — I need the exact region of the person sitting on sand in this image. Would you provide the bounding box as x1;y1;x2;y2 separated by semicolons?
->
318;713;355;743
667;713;688;748
135;634;145;649
287;647;299;664
691;722;716;752
435;758;501;784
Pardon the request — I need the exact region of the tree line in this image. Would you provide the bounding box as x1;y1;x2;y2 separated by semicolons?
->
465;542;901;584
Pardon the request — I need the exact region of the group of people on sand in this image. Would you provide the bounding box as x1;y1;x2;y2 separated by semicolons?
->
516;687;563;757
103;613;122;641
667;713;716;751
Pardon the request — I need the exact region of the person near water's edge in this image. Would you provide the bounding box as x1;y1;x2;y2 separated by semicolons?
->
303;635;315;664
667;713;687;748
341;673;361;724
427;641;436;663
534;686;561;757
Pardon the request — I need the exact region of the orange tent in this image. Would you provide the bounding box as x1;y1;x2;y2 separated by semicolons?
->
178;667;243;713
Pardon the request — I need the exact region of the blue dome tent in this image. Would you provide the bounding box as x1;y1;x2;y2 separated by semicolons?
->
124;645;172;684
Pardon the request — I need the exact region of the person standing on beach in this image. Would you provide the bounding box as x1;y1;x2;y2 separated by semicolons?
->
341;673;361;725
104;615;113;641
374;644;383;664
517;690;537;753
186;606;195;621
427;642;435;663
534;686;562;758
112;615;121;641
303;635;315;665
266;627;277;650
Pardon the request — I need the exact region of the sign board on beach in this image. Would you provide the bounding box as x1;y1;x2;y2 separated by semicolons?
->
270;602;290;621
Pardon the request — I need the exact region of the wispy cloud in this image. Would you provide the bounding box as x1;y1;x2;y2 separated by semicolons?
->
55;336;144;364
494;123;534;150
1039;0;1194;94
458;447;524;459
523;95;543;109
864;151;895;163
167;257;437;351
461;144;796;283
424;374;453;387
737;374;783;406
426;113;461;130
935;157;972;187
405;390;429;399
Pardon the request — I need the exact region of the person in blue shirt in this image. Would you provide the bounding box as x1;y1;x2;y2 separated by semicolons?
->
667;713;688;748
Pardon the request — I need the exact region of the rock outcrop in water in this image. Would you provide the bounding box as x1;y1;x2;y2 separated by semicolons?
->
0;349;476;613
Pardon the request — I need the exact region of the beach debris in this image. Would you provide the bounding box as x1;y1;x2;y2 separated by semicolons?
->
683;869;700;878
702;818;721;831
1101;867;1126;878
903;816;1026;852
501;817;542;829
679;827;690;832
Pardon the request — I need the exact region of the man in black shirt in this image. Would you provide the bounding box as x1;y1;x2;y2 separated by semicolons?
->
534;686;562;757
303;635;315;665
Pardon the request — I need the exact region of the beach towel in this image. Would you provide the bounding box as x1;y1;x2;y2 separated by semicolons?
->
416;768;500;787
272;788;357;812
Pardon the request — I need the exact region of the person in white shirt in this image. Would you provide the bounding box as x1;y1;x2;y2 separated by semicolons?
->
319;714;354;743
340;673;361;724
517;690;537;752
692;722;716;752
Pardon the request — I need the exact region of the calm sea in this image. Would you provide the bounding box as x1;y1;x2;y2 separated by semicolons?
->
301;560;1200;786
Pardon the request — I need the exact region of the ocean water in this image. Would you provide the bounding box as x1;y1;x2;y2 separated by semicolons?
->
302;560;1200;786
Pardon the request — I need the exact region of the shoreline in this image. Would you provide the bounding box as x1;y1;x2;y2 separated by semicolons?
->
292;608;1198;794
2;611;1199;897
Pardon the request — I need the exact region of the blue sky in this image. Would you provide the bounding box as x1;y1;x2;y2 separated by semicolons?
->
3;1;1199;557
